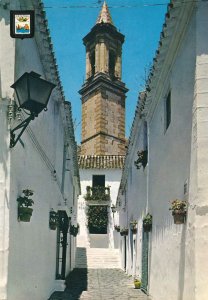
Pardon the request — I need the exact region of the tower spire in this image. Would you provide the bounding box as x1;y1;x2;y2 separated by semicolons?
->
96;1;114;25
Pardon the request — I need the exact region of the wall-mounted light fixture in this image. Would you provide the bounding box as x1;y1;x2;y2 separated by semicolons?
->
111;204;116;214
10;71;56;148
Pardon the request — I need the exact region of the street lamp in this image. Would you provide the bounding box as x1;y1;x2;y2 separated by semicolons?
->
10;71;56;148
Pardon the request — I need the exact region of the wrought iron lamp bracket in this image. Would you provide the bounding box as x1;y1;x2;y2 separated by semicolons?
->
10;112;37;148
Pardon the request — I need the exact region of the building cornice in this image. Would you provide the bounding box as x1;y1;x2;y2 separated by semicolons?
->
79;73;128;97
83;23;125;46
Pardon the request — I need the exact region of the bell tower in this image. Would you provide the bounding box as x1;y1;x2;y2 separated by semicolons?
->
79;1;128;155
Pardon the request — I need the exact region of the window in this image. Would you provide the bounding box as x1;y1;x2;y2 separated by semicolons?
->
90;50;95;76
92;175;105;187
109;50;116;78
56;211;69;279
165;91;171;130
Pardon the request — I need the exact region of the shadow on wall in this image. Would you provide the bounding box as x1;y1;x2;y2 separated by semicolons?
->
177;223;187;300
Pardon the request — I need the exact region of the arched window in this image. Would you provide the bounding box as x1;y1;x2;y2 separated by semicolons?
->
90;50;95;76
109;50;116;78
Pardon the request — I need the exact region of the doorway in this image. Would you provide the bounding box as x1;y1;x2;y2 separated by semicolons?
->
56;211;70;280
141;230;149;293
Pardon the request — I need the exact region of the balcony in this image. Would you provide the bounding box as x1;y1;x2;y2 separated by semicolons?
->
84;186;110;203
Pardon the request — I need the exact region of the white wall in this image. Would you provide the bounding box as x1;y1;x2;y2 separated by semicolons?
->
77;168;122;248
187;4;208;300
118;120;147;276
148;11;195;300
117;5;208;300
0;2;79;300
0;4;16;299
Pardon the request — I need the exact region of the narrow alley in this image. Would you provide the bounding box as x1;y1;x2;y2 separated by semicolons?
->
2;1;208;299
49;246;150;300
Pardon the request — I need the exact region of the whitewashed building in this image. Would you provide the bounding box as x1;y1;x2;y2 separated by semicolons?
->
77;2;127;249
78;156;124;249
0;1;80;300
117;1;208;300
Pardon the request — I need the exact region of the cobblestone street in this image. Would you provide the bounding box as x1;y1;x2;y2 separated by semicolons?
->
49;268;150;300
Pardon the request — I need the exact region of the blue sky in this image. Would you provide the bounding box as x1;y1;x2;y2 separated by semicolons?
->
43;0;168;143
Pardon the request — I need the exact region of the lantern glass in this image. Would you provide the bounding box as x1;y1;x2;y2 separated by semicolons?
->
11;72;56;115
12;74;29;107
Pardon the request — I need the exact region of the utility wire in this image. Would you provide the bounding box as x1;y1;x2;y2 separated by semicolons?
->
15;0;208;9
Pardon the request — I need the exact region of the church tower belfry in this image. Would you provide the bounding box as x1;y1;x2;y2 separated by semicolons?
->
79;1;128;155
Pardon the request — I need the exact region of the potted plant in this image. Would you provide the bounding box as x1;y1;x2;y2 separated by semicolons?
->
143;213;152;232
120;228;128;236
130;220;137;234
17;189;34;222
169;199;187;224
134;149;148;169
70;224;79;237
49;210;58;230
114;225;120;232
134;278;141;289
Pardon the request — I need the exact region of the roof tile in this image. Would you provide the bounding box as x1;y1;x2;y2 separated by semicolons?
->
78;155;125;169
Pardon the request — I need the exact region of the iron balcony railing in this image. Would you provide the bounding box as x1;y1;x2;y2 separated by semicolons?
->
84;186;110;201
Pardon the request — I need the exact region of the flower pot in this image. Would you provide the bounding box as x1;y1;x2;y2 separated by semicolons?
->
18;207;33;222
120;230;128;236
134;280;141;289
49;223;57;230
172;211;186;224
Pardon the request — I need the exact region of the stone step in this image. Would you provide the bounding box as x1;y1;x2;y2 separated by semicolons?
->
75;247;121;269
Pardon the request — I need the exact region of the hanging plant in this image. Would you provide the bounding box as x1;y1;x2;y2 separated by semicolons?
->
49;210;58;230
134;150;148;169
70;224;79;237
143;213;152;232
169;199;187;224
120;228;128;236
114;225;120;232
17;189;34;222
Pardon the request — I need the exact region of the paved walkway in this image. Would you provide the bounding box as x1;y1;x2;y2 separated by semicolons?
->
49;268;150;300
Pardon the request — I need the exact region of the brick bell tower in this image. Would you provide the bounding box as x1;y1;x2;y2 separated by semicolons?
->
79;1;128;155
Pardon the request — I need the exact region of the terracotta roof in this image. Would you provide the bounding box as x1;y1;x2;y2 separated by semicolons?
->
78;155;125;169
96;1;114;25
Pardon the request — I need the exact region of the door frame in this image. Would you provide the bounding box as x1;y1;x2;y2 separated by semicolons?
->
141;229;149;293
